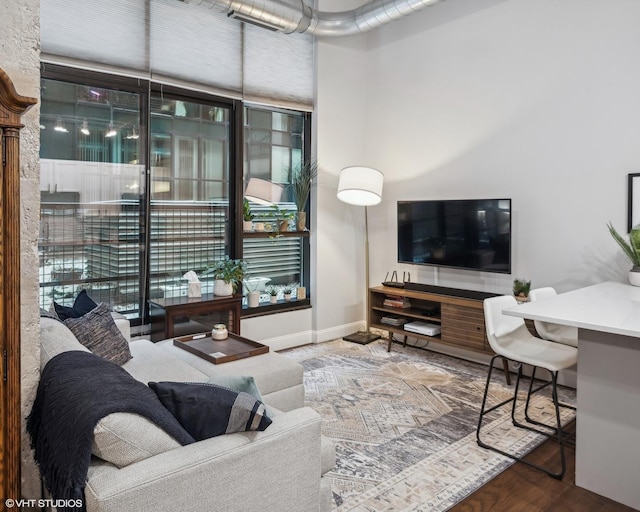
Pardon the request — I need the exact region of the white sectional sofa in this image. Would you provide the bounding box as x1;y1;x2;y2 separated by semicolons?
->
37;315;334;512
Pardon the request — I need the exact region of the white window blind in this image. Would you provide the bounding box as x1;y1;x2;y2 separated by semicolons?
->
150;0;242;98
40;0;315;110
41;0;148;73
243;25;314;111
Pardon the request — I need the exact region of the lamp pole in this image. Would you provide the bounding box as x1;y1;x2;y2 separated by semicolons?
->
337;166;384;344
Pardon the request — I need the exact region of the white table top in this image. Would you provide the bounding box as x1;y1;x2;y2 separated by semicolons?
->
504;281;640;338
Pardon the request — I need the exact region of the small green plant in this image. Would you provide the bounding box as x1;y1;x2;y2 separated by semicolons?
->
267;286;278;297
283;287;292;295
203;257;247;292
270;205;295;235
243;197;254;222
513;279;531;298
607;222;640;268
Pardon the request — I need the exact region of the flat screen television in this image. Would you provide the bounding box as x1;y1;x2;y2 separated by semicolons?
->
397;199;511;274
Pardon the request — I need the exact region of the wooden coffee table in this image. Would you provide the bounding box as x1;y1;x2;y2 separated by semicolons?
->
173;331;269;364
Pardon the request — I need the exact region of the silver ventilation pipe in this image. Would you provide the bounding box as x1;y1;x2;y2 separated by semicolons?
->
180;0;446;37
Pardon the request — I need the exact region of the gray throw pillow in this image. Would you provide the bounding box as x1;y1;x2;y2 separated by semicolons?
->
64;303;132;365
149;381;271;441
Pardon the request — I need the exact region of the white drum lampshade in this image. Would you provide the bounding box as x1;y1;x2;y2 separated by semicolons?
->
245;178;284;205
337;166;384;206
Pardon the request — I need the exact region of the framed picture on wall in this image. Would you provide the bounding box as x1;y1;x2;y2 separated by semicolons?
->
628;173;640;232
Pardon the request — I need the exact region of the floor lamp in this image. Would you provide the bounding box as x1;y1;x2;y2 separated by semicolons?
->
337;166;384;344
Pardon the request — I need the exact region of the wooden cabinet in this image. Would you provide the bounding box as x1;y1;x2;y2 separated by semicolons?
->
369;284;499;354
369;284;511;383
149;293;242;342
0;68;37;503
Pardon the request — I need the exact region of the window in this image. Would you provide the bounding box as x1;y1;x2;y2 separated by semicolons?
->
242;105;310;306
39;78;145;318
38;68;311;323
148;92;232;301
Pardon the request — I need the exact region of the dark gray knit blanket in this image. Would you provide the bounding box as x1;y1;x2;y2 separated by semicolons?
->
27;350;195;511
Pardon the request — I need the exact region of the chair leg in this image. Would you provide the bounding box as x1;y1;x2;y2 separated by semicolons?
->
476;360;568;480
518;367;575;439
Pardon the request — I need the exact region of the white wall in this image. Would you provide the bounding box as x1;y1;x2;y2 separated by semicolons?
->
312;0;640;344
363;0;640;296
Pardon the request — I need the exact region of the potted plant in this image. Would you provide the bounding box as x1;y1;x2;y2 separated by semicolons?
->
607;222;640;286
270;205;295;234
244;276;261;307
513;278;531;302
203;257;246;296
267;286;279;304
243;197;254;231
290;160;318;231
283;287;292;301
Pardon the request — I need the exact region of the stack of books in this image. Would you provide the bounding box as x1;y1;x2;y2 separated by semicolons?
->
381;316;407;327
383;295;411;309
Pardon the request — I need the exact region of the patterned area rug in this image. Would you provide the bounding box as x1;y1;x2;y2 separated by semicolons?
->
283;339;576;512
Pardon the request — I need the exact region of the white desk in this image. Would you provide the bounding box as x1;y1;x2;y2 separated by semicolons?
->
504;281;640;509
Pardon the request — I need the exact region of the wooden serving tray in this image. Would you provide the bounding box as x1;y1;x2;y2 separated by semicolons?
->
173;332;269;364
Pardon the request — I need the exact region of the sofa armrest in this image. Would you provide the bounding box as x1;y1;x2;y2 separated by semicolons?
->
84;407;324;512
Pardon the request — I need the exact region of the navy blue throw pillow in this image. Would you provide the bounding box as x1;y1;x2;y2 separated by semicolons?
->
148;381;272;441
53;289;98;321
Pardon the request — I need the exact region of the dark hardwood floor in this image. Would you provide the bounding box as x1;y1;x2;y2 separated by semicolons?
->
449;422;637;512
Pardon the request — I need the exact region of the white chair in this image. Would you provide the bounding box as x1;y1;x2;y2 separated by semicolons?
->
528;287;578;347
477;295;578;479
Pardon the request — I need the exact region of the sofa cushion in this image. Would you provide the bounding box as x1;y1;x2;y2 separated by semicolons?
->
64;303;132;365
92;412;181;468
54;289;98;321
157;339;303;396
124;340;209;383
149;381;272;441
40;317;91;369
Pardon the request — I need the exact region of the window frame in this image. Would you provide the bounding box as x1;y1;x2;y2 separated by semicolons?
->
39;64;311;326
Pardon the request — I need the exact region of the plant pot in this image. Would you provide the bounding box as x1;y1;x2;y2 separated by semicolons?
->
247;291;260;307
213;279;234;297
243;220;253;231
279;220;290;232
296;211;306;231
629;269;640;287
284;293;291;302
269;295;278;304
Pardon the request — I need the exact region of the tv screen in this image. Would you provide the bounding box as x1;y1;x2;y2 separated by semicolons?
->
397;199;511;274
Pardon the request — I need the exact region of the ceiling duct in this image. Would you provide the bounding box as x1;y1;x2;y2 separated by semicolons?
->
179;0;446;37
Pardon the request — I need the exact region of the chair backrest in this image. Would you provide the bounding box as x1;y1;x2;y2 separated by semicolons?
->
529;287;557;302
529;287;557;340
483;295;526;355
528;286;578;346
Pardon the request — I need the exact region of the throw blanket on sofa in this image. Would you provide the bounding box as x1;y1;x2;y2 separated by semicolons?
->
27;350;195;511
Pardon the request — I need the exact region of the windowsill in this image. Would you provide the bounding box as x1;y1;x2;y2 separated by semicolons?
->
241;298;311;318
242;230;309;239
